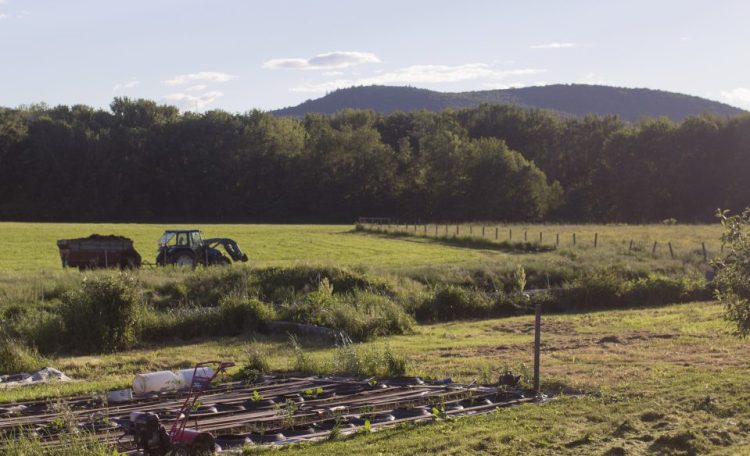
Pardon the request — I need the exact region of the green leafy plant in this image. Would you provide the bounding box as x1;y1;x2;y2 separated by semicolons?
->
714;208;750;337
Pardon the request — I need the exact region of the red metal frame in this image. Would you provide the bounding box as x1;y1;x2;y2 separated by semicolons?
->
168;361;235;444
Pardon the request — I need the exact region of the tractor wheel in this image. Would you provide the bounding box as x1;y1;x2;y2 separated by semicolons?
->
168;444;190;456
173;253;195;268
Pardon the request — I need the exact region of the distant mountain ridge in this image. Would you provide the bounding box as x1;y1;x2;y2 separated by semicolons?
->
272;84;745;122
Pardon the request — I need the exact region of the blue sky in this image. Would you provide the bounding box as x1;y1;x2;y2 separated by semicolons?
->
1;0;749;112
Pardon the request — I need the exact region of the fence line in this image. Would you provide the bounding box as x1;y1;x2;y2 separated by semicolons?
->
355;221;721;262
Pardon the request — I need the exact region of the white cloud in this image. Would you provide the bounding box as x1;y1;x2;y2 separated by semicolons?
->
113;80;140;91
481;81;549;90
263;51;381;70
721;88;750;108
0;14;8;19
163;72;237;86
162;91;223;111
530;42;578;49
184;84;207;92
290;64;546;92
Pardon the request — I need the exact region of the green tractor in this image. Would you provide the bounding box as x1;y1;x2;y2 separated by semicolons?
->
155;229;248;268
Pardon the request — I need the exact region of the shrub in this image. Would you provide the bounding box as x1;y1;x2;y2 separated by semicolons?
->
714;208;750;337
219;293;276;333
288;334;320;374
138;306;219;342
416;285;492;321
182;267;254;307
60;274;142;352
332;340;409;377
237;344;271;383
253;265;392;302
279;286;413;341
0;336;45;374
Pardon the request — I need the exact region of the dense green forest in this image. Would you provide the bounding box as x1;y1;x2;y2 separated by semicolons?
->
0;98;748;222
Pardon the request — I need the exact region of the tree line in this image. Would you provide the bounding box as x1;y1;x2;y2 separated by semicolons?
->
0;98;748;223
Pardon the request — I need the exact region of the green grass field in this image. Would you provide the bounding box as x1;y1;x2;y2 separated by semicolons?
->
2;302;748;454
0;222;723;273
1;222;746;455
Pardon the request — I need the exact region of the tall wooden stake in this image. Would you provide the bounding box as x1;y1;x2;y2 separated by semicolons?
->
533;301;542;393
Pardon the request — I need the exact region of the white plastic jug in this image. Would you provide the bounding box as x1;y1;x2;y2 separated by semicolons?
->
132;370;181;395
178;367;215;389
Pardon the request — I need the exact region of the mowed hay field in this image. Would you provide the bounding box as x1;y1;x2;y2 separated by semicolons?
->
0;222;724;272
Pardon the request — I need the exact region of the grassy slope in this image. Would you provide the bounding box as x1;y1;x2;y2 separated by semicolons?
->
2;302;748;454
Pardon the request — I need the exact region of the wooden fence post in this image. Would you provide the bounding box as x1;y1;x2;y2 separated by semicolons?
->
469;225;473;235
702;242;707;262
509;229;512;241
652;241;657;254
539;232;543;244
594;233;598;248
482;226;485;237
524;231;528;241
533;301;542;393
495;227;499;240
456;225;459;236
556;233;559;247
573;233;576;246
668;242;674;259
629;240;634;251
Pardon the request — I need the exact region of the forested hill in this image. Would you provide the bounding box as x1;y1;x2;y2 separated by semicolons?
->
273;84;745;122
1;99;749;223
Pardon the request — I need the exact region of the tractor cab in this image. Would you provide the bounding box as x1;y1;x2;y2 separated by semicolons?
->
158;230;203;250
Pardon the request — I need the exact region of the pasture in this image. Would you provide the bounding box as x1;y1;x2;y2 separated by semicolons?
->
1;221;747;455
0;222;723;273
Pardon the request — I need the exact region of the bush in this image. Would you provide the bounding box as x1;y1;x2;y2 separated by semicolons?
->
279;284;413;341
237;344;271;383
556;271;710;311
253;265;392;302
60;274;142;353
416;285;493;321
0;336;45;374
182;267;254;307
219;293;276;333
138;306;219;342
714;209;750;337
332;340;408;377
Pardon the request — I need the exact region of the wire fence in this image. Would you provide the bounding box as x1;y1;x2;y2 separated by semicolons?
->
356;219;723;263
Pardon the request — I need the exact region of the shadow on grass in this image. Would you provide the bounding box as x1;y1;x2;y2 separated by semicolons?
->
349;228;556;254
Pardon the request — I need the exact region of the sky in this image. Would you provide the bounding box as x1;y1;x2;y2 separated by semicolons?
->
1;0;749;112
